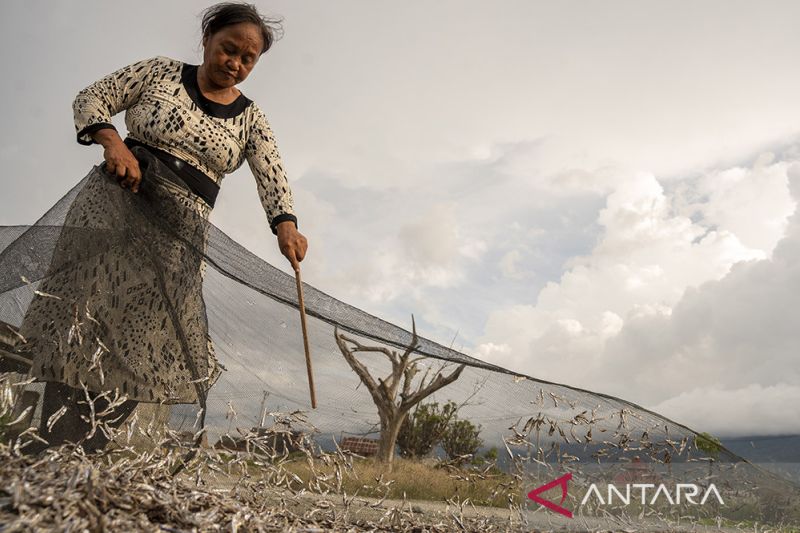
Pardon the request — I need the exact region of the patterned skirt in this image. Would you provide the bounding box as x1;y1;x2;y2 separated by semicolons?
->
18;147;220;404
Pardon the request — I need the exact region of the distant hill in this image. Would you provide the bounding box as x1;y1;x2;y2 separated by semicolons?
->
308;433;800;473
719;434;800;463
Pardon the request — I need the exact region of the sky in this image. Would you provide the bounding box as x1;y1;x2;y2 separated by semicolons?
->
2;0;800;437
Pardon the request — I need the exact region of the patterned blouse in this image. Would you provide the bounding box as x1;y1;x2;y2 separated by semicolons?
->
73;55;296;232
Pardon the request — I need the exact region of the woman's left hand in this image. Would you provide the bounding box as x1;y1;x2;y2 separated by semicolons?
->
276;222;308;271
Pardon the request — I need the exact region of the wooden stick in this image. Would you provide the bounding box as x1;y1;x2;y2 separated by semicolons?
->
294;266;317;409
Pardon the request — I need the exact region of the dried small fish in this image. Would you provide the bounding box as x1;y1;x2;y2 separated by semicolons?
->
6;405;33;427
33;289;63;300
2;324;27;344
46;405;68;432
0;375;793;531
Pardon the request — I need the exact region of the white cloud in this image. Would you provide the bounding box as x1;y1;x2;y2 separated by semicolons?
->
499;248;526;280
651;384;800;437
474;342;511;360
477;158;799;435
481;170;764;349
675;153;795;253
397;204;462;268
320;203;485;306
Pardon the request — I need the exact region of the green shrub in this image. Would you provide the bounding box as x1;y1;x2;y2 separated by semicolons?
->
442;419;482;464
397;401;457;458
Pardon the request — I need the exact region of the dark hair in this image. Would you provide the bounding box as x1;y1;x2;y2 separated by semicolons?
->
201;2;283;55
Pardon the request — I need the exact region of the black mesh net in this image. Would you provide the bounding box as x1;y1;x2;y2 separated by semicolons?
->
1;153;799;530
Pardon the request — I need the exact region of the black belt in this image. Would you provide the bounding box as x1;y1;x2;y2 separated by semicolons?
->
124;138;220;207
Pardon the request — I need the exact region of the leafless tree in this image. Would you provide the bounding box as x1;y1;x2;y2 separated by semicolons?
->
335;318;465;469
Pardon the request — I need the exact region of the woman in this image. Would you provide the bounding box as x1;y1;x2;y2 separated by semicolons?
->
17;2;307;451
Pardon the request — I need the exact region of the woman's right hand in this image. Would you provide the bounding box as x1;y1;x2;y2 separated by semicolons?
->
93;128;142;193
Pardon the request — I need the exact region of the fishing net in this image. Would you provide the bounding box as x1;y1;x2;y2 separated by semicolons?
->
1;155;799;530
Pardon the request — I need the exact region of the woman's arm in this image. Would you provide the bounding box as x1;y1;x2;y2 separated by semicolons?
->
74;57;165;190
73;56;162;145
245;104;308;269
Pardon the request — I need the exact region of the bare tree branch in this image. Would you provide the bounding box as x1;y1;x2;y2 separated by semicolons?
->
334;318;464;468
403;364;466;410
334;327;384;410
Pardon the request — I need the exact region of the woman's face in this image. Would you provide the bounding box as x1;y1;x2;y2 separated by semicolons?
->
202;22;263;88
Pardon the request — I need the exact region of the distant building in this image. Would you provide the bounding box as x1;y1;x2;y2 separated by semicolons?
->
339;436;380;457
613;456;661;484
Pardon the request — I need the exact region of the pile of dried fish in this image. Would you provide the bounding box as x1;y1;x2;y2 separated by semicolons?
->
3;377;799;531
0;402;521;532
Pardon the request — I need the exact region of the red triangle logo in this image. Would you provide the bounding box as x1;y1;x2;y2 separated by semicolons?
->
527;472;573;518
